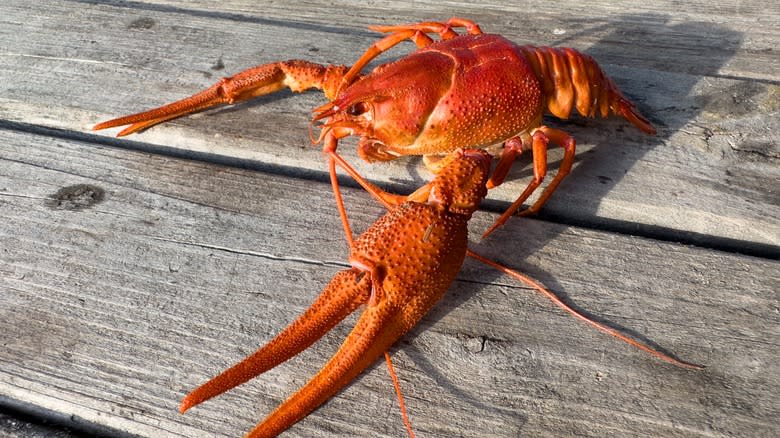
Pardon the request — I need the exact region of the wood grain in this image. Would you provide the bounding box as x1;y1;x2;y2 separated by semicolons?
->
1;128;777;437
1;1;778;437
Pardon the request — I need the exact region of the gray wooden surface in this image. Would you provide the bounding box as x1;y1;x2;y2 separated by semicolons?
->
1;1;778;437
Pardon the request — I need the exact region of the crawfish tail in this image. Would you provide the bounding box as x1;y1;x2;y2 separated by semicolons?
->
518;46;656;134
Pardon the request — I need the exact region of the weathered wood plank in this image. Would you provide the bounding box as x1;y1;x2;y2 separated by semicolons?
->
128;0;780;80
0;0;777;248
1;128;777;437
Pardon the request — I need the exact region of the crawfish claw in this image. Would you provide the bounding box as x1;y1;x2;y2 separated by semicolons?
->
93;61;347;136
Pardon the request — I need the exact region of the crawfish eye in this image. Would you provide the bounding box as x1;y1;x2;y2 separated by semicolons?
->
346;101;369;116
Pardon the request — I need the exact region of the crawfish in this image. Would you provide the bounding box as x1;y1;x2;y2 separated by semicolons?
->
94;17;656;238
178;149;700;437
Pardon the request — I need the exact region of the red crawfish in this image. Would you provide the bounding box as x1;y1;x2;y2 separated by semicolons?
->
178;149;701;437
94;17;657;239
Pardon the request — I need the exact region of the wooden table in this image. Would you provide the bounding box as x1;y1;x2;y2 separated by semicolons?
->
1;1;778;437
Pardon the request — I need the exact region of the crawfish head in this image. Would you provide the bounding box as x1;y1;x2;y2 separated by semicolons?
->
314;51;454;160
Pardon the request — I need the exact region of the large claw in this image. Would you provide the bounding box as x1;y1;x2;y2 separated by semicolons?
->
179;263;428;438
243;290;415;438
93;60;347;136
179;263;438;438
179;268;370;416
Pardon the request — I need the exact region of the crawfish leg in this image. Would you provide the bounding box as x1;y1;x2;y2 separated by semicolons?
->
521;127;576;216
485;135;528;189
341;18;482;87
340;29;420;88
369;17;483;38
321;131;407;249
93;60;347;136
180;268;371;414
331;137;434;208
384;351;416;438
483;127;575;238
322;127;417;248
483;132;548;238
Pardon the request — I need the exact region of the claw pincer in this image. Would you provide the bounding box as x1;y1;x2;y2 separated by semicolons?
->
179;149;492;437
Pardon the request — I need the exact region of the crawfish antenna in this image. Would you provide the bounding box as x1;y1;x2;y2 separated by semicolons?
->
312;101;337;121
466;250;704;370
309;121;328;144
310;101;339;144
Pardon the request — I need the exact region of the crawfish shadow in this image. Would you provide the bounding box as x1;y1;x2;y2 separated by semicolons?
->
387;12;740;420
498;13;743;249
